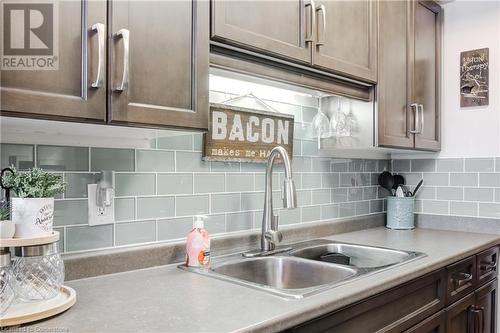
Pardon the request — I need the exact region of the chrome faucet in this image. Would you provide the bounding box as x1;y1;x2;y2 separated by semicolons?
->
261;146;297;252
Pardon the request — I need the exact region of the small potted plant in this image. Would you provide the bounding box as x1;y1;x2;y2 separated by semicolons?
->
2;167;66;238
0;200;15;238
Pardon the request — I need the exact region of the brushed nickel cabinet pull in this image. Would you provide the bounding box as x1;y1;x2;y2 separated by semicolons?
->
418;104;425;134
452;272;473;289
409;103;419;134
315;4;326;46
480;260;497;272
305;0;316;43
90;23;105;88
114;29;130;92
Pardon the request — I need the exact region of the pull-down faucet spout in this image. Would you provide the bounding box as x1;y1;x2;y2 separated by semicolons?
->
261;146;297;252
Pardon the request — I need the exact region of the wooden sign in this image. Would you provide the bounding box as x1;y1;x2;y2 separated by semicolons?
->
203;103;294;163
460;48;489;107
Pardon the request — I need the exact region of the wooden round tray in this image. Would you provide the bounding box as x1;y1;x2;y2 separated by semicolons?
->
0;285;76;327
0;231;59;247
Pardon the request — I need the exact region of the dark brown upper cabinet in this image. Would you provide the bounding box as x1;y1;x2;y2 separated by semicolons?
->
211;0;377;83
377;0;413;149
211;0;311;64
312;0;377;82
413;0;441;151
1;0;209;131
108;0;209;130
0;0;107;122
378;0;441;151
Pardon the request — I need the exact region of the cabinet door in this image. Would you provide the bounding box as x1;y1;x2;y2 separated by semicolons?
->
377;0;414;148
313;0;377;82
0;0;106;122
475;279;497;333
445;293;475;333
109;0;209;130
404;310;446;333
211;0;311;64
413;1;441;151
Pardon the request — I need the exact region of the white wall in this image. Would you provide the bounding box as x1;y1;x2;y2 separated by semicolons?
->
439;1;500;158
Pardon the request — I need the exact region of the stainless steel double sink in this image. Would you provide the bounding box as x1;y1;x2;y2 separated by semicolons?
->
180;239;425;299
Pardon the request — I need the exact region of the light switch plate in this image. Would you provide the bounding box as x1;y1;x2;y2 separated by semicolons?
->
88;184;115;225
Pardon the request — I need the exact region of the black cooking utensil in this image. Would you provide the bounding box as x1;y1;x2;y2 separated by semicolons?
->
392;174;406;190
378;171;394;195
0;167;14;204
412;179;424;197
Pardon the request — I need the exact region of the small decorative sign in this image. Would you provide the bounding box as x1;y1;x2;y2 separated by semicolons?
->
203;103;294;163
460;48;489;107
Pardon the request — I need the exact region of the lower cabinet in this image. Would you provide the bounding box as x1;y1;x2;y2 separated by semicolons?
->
444;280;497;333
445;293;475;333
286;246;498;333
288;270;446;333
474;280;497;333
404;311;446;333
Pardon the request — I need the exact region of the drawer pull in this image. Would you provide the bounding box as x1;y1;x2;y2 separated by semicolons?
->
452;272;472;289
480;260;496;272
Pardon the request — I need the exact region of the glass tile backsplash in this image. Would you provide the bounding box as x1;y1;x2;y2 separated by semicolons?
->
393;158;500;219
11;135;500;253
1;138;389;254
0;75;392;254
1;95;390;254
4;75;500;255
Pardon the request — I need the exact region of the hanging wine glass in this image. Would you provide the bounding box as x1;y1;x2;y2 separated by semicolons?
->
329;97;347;137
311;107;330;139
344;99;357;137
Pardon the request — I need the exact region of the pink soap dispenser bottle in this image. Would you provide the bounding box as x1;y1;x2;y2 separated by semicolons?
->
186;215;210;267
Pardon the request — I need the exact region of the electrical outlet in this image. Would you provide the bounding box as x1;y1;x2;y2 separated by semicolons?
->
88;184;115;226
97;207;105;216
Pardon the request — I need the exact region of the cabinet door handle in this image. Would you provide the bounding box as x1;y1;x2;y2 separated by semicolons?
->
468;306;483;333
452;272;473;289
480;260;497;272
478;307;485;333
315;4;326;46
468;306;475;333
305;0;316;43
474;308;480;333
114;29;130;92
418;104;425;134
476;307;484;333
409;103;419;134
90;23;105;88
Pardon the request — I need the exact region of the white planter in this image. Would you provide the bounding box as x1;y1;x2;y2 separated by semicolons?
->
0;220;15;238
12;198;54;238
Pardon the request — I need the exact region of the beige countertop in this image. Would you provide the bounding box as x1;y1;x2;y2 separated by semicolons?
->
25;227;500;333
